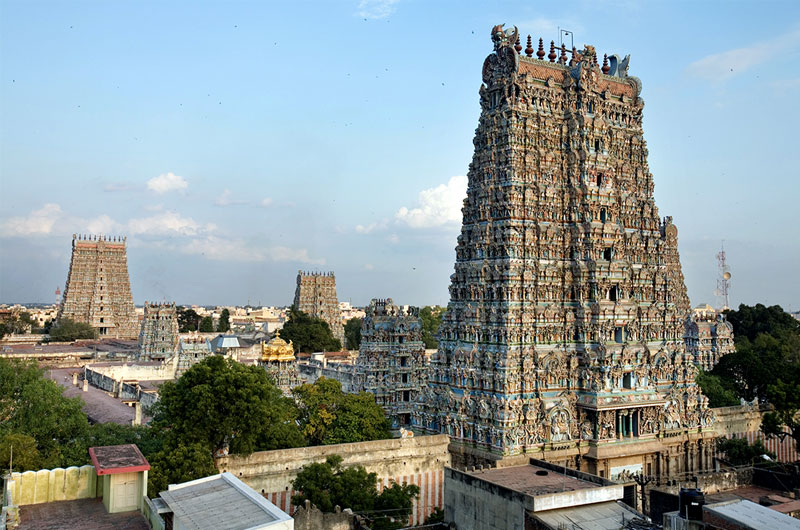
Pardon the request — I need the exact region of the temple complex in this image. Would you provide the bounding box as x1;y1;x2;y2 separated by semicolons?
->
293;271;345;347
137;301;179;361
355;298;428;429
684;312;735;371
259;330;301;395
416;26;718;479
58;234;138;339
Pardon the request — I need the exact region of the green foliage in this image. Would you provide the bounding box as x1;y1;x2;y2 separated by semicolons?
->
425;507;445;525
762;379;800;450
1;311;38;335
344;317;362;350
280;309;342;353
60;423;164;468
0;358;90;468
291;455;419;529
147;442;218;496
151;355;304;455
48;318;98;342
708;305;800;405
177;306;200;332
217;308;231;332
293;378;391;446
716;437;775;466
199;316;215;332
0;433;43;472
419;306;445;349
696;370;739;408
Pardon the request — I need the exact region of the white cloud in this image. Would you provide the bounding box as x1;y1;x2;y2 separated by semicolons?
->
395;175;467;229
86;215;119;234
260;197;273;207
180;236;324;264
1;203;64;235
146;172;188;194
127;212;212;237
104;182;137;193
686;27;800;82
214;189;248;207
357;0;399;19
387;234;399;244
355;220;387;234
364;263;374;270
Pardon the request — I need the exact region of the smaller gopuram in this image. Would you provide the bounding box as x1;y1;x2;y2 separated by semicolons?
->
59;234;138;339
355;298;427;429
684;312;735;371
260;330;301;395
293;271;345;347
137;301;179;362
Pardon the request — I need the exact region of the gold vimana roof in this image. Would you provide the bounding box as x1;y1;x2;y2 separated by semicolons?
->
261;330;296;362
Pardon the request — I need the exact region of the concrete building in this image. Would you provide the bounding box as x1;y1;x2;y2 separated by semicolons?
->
416;24;718;477
355;298;427;429
88;444;150;514
58;234;138;339
152;472;293;530
445;459;651;529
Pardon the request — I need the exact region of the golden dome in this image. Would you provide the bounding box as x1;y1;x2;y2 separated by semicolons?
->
261;330;296;362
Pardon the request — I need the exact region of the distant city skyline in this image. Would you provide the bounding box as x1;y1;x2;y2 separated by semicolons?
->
1;1;798;311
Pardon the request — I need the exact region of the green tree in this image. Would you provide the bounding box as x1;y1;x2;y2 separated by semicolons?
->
1;311;38;334
48;318;98;342
61;423;164;468
177;306;201;332
217;308;231;332
344;317;362;350
147;442;218;496
724;303;800;342
150;355;304;456
0;433;43;472
293;378;391;445
419;306;445;349
291;455;418;530
280;309;341;353
425;507;445;525
716;437;775;466
199;316;215;332
0;358;89;467
761;379;800;453
696;370;739;408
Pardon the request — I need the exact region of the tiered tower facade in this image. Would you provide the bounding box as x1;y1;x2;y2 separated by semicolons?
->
59;234;138;339
685;313;734;371
260;331;301;395
417;26;716;477
293;271;345;347
355;299;428;429
138;301;179;361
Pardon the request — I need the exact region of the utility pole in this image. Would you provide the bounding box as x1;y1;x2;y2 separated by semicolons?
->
633;473;653;514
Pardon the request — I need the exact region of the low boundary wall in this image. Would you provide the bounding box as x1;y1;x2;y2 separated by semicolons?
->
216;434;451;525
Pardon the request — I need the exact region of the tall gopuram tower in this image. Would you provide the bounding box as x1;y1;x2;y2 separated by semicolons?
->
138;301;179;361
293;271;345;347
416;26;717;478
58;234;138;339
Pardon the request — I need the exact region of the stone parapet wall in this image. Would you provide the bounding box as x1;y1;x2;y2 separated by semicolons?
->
216;434;451;525
9;466;99;506
84;365;161;409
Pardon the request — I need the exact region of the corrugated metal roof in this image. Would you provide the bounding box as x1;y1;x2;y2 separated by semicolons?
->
159;472;290;530
531;501;647;530
705;499;800;530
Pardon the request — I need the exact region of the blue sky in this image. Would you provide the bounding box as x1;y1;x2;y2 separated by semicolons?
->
1;0;798;310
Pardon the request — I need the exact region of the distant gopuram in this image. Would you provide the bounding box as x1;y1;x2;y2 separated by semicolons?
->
416;26;717;477
138;301;179;361
293;271;345;347
58;234;138;339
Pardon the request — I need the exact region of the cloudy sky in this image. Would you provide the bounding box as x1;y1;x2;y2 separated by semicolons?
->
1;1;798;310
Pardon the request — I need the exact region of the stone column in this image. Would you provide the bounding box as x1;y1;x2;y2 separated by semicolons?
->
82;379;88;392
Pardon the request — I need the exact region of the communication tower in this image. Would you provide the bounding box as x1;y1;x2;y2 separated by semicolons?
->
714;242;731;310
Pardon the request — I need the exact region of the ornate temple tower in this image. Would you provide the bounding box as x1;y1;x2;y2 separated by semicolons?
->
260;331;301;395
417;27;716;477
58;234;138;339
138;301;179;361
355;299;428;429
293;271;345;347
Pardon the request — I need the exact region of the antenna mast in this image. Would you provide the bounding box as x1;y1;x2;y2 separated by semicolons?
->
714;242;731;310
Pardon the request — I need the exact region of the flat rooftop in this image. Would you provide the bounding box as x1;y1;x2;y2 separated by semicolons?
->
705;499;800;530
18;498;148;530
470;464;598;496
